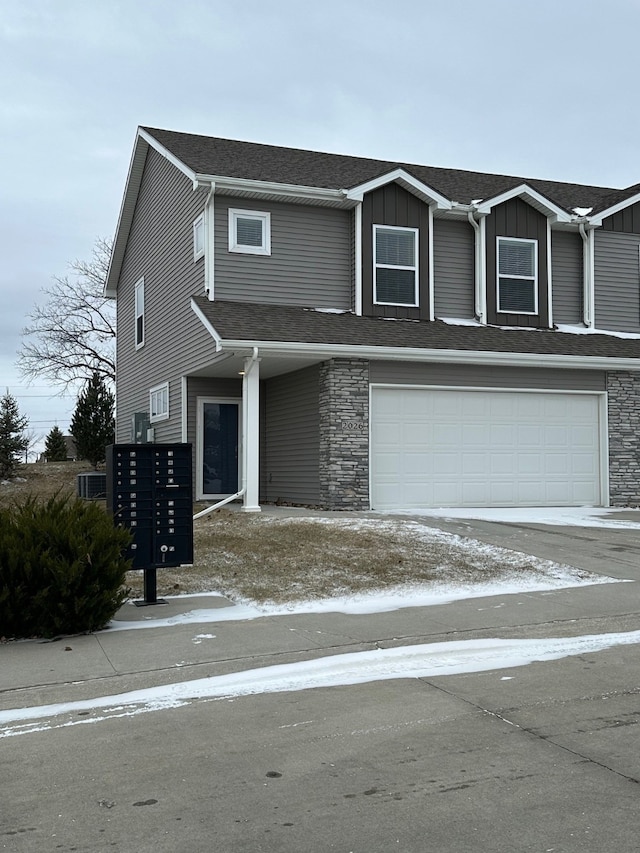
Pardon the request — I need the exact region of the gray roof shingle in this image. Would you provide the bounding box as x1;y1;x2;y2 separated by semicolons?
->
193;297;640;360
143;127;634;215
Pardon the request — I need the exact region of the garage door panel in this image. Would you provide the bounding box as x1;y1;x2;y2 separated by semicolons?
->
371;388;602;509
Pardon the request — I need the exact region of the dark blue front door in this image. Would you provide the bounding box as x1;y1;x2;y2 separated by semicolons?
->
202;402;239;495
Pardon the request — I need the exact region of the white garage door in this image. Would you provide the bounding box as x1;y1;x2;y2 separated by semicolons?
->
371;387;603;509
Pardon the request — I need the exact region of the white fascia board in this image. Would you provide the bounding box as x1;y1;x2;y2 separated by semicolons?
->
191;298;223;349
138;127;196;182
475;184;572;222
590;189;640;225
346;169;452;210
192;173;348;205
104;132;150;297
215;338;640;371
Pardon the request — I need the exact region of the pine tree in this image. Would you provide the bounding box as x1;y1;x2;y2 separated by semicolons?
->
70;372;115;469
44;425;68;462
0;390;29;479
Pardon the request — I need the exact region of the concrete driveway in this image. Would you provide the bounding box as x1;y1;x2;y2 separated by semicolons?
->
3;510;640;852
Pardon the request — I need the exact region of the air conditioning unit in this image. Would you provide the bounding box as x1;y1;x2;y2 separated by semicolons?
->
131;412;151;443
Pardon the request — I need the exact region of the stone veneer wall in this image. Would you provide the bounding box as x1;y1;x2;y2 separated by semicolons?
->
318;358;370;510
608;371;640;506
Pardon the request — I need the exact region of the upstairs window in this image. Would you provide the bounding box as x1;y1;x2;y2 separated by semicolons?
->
134;278;145;349
150;382;169;422
497;238;537;313
229;209;271;255
193;214;205;261
374;225;418;306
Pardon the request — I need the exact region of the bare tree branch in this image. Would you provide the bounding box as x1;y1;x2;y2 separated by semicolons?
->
17;238;116;392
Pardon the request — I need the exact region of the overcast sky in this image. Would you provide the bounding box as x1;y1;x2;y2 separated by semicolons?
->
2;0;640;451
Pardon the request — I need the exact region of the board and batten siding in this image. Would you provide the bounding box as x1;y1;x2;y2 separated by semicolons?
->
594;230;640;332
263;365;321;504
115;147;215;443
433;218;475;319
551;230;583;324
214;196;352;309
369;361;605;392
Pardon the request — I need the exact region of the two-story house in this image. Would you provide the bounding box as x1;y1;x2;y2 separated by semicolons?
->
105;127;640;512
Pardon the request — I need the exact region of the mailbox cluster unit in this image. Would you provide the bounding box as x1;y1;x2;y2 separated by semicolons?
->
106;444;193;570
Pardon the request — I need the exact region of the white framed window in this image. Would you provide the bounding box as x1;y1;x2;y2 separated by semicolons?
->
374;225;419;306
193;214;205;261
134;277;145;349
228;208;271;255
497;237;538;314
149;382;169;422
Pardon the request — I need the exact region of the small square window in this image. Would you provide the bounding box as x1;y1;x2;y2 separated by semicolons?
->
497;237;537;314
150;382;169;422
229;209;271;255
134;278;145;349
374;225;418;306
193;214;204;261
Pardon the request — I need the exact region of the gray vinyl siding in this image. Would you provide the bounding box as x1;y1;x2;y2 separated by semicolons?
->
433;219;475;319
369;361;605;391
214;196;352;308
551;230;583;324
115;147;215;442
594;230;640;332
263;365;321;504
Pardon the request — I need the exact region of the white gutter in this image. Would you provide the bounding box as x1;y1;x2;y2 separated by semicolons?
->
578;221;595;328
214;339;640;372
192;173;349;206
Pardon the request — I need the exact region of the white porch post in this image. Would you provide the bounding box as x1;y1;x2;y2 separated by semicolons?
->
242;354;261;512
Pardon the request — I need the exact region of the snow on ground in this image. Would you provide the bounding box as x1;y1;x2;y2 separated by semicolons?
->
3;629;640;738
388;506;640;528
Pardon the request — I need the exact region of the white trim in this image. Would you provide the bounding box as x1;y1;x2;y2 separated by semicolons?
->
134;277;145;349
428;206;435;321
195;396;242;501
373;224;419;307
496;237;538;315
205;187;215;298
228;208;271;255
241;354;261;512
346;169;452;209
138;127;196;182
190;298;223;349
193;213;205;261
354;202;362;316
478;215;487;322
476;183;572;222
149;381;169;422
180;376;188;443
547;220;553;328
370;383;609;508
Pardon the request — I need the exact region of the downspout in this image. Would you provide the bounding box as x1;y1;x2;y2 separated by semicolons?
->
578;222;595;328
192;347;259;521
203;183;215;298
468;208;486;322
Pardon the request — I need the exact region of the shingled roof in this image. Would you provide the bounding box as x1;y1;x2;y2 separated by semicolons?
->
143;127;632;215
192;297;640;362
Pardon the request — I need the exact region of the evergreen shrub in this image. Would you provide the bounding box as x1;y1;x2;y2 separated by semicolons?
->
0;493;131;638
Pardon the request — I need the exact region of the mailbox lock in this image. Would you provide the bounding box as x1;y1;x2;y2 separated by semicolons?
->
160;545;169;552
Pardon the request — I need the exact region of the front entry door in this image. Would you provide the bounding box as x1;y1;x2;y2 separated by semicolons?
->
198;399;240;498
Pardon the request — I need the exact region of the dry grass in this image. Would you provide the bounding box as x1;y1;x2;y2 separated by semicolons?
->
3;462;569;606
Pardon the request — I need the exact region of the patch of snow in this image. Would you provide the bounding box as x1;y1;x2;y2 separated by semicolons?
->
305;307;350;314
555;324;640;339
387;506;640;528
572;207;593;216
3;629;640;737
